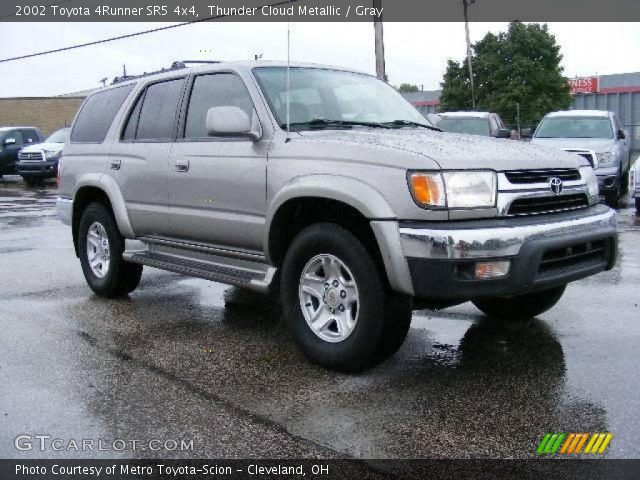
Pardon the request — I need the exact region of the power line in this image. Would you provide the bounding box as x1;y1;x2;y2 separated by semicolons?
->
0;0;298;64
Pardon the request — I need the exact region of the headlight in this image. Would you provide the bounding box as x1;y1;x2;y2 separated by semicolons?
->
595;150;615;165
580;166;599;197
44;150;61;160
409;171;496;209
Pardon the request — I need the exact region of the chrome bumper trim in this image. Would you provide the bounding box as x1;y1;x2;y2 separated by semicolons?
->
56;197;73;226
399;208;616;260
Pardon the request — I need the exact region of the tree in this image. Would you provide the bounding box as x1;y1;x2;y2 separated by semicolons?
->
397;83;420;93
439;22;573;127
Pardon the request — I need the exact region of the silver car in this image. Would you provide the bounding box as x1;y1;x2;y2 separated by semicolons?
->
57;61;618;372
530;110;632;207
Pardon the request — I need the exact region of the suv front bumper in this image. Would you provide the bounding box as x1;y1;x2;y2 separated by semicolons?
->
397;205;617;299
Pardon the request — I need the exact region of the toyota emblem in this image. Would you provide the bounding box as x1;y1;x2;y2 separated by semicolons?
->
549;177;564;195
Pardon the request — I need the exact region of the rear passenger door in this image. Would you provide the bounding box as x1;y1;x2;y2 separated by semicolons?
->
109;77;186;238
167;72;268;252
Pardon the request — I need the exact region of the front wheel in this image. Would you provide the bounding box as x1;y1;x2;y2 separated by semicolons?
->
635;197;640;213
78;202;143;297
281;223;411;372
472;285;566;320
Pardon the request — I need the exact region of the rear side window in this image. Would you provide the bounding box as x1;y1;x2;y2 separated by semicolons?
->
71;84;134;143
184;73;254;139
135;78;185;141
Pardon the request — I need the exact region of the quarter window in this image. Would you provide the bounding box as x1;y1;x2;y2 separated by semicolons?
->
184;74;254;139
70;84;134;143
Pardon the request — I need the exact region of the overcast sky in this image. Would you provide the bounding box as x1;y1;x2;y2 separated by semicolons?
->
0;22;638;97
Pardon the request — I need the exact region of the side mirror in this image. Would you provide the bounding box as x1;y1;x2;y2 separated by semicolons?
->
206;106;261;140
520;128;533;139
496;128;511;139
3;138;16;146
617;129;626;140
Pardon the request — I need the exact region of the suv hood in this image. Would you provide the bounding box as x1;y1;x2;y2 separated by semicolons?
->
20;142;64;153
530;137;616;153
297;129;585;170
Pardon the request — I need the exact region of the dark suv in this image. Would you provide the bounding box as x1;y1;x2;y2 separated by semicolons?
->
0;127;44;178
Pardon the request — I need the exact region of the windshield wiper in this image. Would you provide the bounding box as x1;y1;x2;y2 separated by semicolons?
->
380;119;441;131
280;119;392;130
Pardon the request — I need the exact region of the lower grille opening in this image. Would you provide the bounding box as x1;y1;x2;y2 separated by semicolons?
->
538;240;607;275
507;194;589;216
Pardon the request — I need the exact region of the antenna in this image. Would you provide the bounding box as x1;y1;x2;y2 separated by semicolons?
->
285;20;291;141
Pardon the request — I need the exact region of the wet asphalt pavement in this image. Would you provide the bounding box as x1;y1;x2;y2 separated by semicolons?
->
0;175;639;460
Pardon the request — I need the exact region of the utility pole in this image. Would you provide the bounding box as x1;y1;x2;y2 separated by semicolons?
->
373;0;386;81
462;0;476;109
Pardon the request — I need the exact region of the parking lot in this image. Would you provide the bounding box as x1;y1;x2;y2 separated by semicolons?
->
1;174;639;460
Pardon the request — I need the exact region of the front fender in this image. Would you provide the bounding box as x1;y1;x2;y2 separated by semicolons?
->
74;173;135;238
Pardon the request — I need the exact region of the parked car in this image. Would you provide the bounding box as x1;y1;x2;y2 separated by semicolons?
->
529;110;631;207
630;159;640;212
17;127;70;186
57;61;618;372
437;112;513;138
0;126;44;178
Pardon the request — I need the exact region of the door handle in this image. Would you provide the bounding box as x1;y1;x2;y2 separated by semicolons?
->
174;160;189;172
109;159;121;170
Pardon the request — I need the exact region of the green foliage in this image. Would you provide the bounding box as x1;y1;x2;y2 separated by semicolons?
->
397;83;420;93
440;22;573;126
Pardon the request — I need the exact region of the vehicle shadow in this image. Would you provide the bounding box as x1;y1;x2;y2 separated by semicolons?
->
66;282;608;458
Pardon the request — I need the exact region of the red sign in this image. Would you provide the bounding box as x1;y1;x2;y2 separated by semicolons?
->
569;77;599;94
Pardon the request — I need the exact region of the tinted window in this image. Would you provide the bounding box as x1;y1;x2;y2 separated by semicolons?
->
8;130;24;145
23;130;40;144
122;93;144;141
136;78;185;141
184;74;253;139
71;84;134;143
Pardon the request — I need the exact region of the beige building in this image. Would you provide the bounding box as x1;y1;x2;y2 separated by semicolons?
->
0;88;97;136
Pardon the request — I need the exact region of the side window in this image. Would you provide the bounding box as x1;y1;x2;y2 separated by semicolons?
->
135;78;185;141
22;130;39;144
9;130;24;145
70;84;135;143
184;73;254;139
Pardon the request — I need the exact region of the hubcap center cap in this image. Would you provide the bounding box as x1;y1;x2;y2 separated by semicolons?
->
324;287;340;308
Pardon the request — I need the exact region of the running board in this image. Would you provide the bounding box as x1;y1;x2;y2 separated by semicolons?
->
123;240;276;292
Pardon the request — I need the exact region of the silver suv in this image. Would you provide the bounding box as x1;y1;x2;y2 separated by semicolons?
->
530;110;632;207
57;61;618;371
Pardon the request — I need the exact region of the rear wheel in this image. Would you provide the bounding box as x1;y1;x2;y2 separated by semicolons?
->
281;223;411;372
78;202;143;297
472;285;566;320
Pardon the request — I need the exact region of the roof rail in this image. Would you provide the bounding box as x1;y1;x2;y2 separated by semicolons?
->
111;60;221;84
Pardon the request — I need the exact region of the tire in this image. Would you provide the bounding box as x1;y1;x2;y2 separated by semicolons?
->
605;171;622;208
78;202;143;297
620;168;629;195
472;285;566;320
23;177;40;187
635;197;640;213
280;223;411;372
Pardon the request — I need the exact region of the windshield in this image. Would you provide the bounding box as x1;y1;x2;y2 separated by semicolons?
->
535;116;613;139
46;128;70;143
253;67;432;130
438;117;490;136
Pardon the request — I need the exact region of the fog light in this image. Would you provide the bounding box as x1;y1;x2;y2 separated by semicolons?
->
474;260;510;279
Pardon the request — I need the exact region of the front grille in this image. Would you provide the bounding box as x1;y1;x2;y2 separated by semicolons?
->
504;169;581;184
538;240;607;275
18;151;44;162
507;193;589;216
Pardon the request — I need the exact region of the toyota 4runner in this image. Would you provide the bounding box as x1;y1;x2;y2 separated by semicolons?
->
57;61;618;371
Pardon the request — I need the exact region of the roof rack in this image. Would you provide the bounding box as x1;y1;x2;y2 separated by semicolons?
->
112;60;221;84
